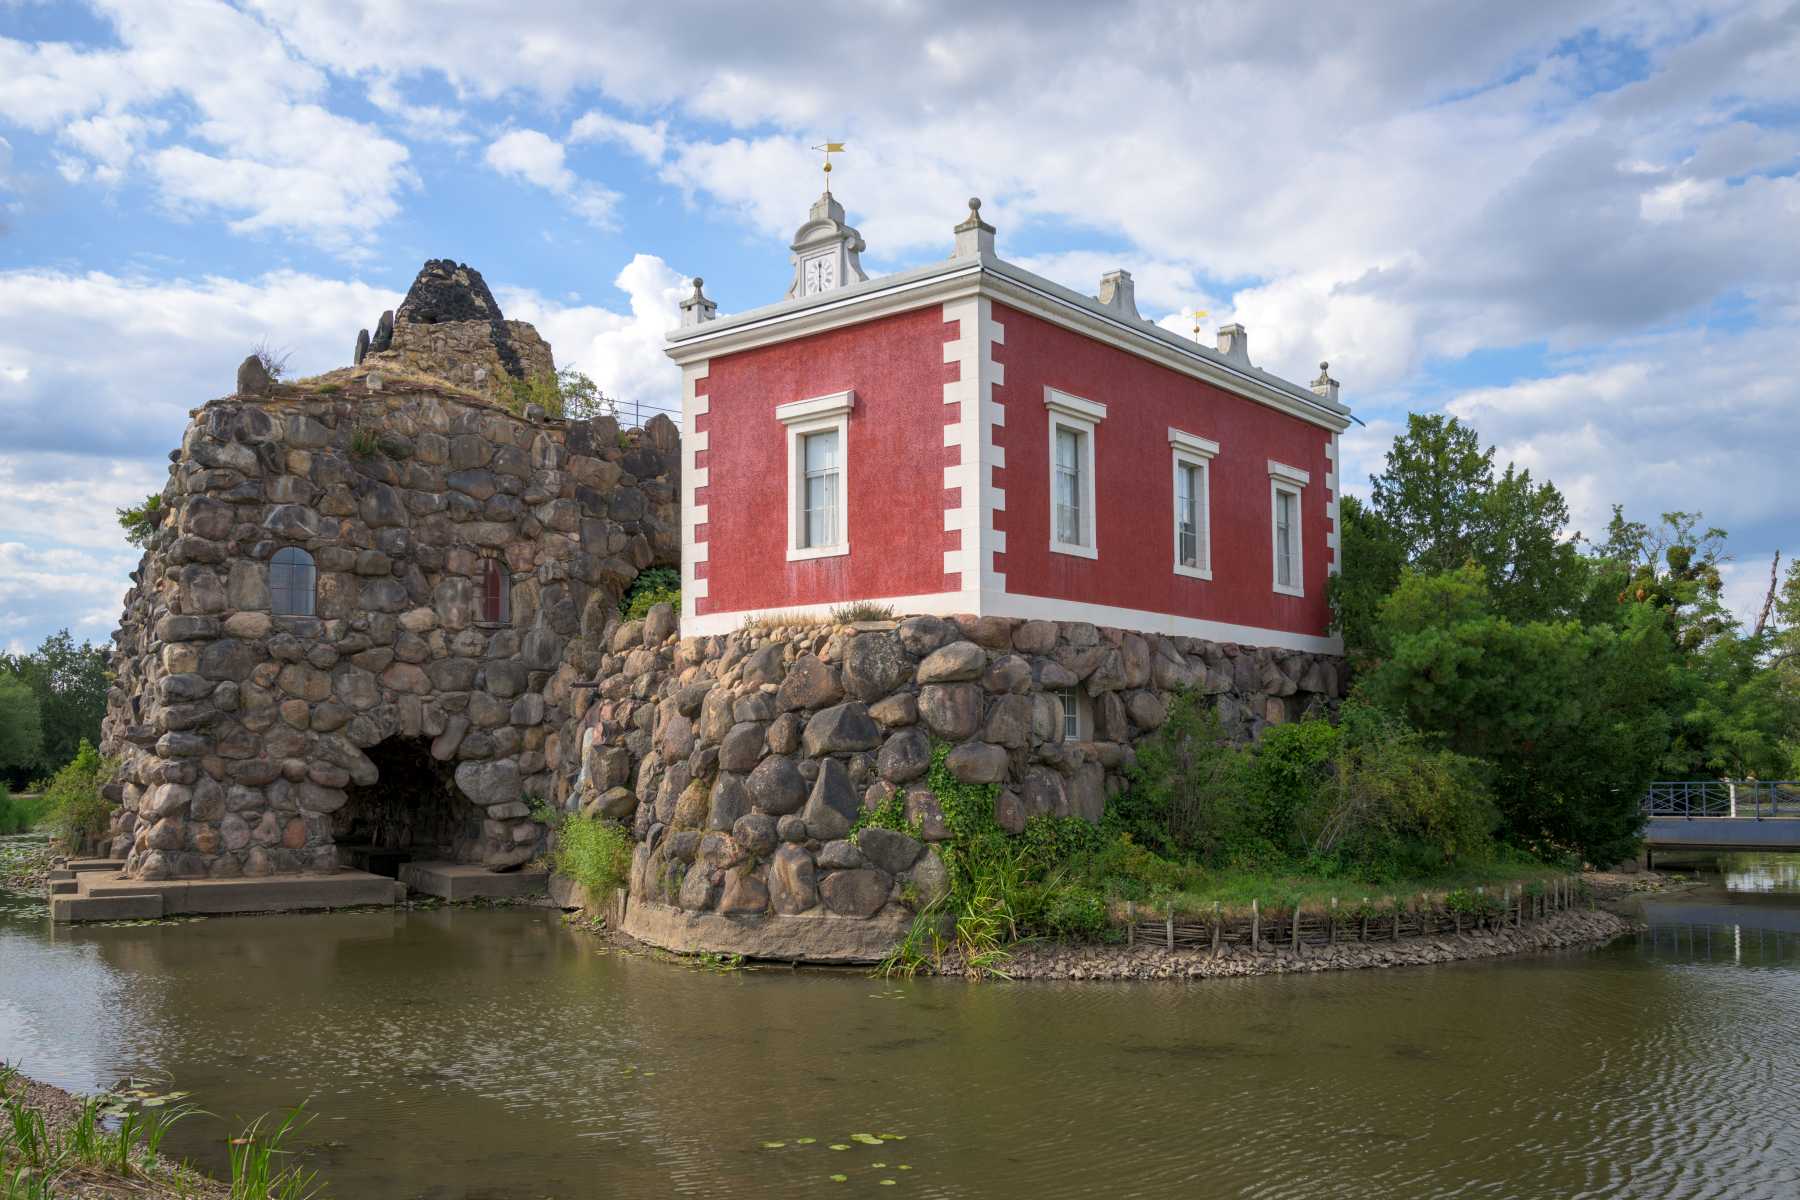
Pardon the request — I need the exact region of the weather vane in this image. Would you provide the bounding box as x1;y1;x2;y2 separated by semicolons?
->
812;141;846;191
1185;308;1210;341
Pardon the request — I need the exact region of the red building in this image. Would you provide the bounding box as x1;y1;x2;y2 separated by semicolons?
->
665;193;1351;655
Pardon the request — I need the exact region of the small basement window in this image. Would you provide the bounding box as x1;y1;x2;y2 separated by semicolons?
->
480;558;511;625
1056;687;1089;742
270;546;316;617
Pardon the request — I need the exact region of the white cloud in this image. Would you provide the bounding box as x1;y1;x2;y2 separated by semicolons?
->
0;0;414;252
497;253;688;422
484;128;617;226
569;110;667;164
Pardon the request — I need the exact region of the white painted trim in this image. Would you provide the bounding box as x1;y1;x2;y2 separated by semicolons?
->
1045;387;1108;423
1046;392;1101;560
784;406;850;562
1270;477;1305;598
1324;433;1341;577
1267;459;1311;487
680;361;711;608
1171;448;1213;581
980;299;1007;595
1168;427;1220;458
680;587;1342;654
941;296;984;601
775;389;855;424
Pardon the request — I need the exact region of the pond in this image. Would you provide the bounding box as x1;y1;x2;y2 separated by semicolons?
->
3;841;1798;1199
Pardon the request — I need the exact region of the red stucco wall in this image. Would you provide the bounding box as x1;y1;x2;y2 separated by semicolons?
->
694;306;956;615
990;303;1335;637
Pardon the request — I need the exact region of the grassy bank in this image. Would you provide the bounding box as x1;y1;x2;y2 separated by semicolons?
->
1103;857;1573;917
0;791;52;837
0;1065;324;1199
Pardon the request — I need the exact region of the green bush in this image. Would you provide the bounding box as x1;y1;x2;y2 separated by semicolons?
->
505;368;610;421
43;740;114;852
550;811;633;897
1114;692;1253;860
620;566;680;620
0;784;54;834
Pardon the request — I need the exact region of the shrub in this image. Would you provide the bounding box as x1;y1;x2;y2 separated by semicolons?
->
620;566;680;620
505;368;611;421
830;601;896;623
0;783;55;834
43;740;116;853
551;811;633;897
1115;692;1253;861
348;426;380;459
115;493;165;549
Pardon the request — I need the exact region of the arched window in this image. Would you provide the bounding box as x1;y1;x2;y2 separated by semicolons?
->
481;559;511;625
270;547;316;617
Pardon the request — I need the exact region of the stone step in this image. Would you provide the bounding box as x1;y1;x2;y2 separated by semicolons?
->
50;892;164;921
65;858;127;873
54;871;404;921
49;879;79;895
399;861;549;902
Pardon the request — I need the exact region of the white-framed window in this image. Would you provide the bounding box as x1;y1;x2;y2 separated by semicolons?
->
1056;687;1087;742
1169;428;1219;580
776;390;855;561
1268;460;1311;597
1045;388;1106;559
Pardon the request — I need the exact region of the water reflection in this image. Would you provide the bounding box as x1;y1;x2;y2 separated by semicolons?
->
1;856;1798;1199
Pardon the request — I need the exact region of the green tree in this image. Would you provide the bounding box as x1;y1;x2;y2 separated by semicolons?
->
1355;413;1589;630
1361;566;1672;865
1;630;112;778
0;674;44;782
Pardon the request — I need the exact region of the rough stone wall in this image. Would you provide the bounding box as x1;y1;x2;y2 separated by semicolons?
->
101;371;679;881
569;611;1344;954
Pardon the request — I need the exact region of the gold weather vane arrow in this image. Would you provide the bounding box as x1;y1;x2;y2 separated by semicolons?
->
1185;308;1210;341
812;141;846;190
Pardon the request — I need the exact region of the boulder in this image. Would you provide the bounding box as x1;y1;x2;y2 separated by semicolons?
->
746;756;807;815
820;869;891;918
877;726;932;784
706;773;750;831
855;826;923;875
732;812;778;858
777;654;843;711
719;722;766;772
918;683;981;741
896;615;952;655
843;632;909;700
717;869;770;916
868;691;918;728
455;759;521;807
801;758;860;841
946;741;1008;784
801;702;880;754
769;844;819;915
916;640;985;683
817;839;866;870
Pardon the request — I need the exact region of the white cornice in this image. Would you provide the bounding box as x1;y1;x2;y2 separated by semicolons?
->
1169;427;1221;457
1045;387;1108;423
775;390;855;424
666;253;1353;434
1268;460;1312;486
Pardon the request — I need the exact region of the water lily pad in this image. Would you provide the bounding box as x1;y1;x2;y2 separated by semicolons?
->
880;1133;905;1141
851;1133;883;1145
897;1165;912;1171
880;1180;897;1187
829;1144;851;1151
872;1161;886;1168
761;1141;786;1149
829;1175;848;1183
794;1137;817;1145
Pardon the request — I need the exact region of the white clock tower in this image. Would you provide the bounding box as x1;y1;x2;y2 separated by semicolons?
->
784;190;869;301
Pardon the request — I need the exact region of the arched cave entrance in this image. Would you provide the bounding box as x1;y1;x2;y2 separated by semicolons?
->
332;737;481;877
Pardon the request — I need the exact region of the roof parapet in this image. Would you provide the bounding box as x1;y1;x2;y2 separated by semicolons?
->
1096;269;1141;320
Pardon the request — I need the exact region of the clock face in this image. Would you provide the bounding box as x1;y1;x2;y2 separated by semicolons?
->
803;254;837;296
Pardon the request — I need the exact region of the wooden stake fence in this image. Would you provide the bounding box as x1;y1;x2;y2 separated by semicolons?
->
1116;876;1585;953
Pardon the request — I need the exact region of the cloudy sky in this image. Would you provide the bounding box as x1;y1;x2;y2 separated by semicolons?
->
0;0;1796;653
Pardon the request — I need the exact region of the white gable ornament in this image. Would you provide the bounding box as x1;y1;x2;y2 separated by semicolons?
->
785;191;869;300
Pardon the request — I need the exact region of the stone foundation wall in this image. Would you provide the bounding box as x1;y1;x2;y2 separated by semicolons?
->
102;373;679;880
570;612;1345;959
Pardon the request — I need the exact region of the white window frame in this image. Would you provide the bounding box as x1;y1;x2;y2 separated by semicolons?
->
1169;428;1219;580
1056;687;1088;742
1045;387;1106;559
777;390;855;562
1268;460;1311;598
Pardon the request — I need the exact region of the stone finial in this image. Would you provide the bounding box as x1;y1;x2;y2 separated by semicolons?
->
952;196;996;259
1215;323;1249;365
785;191;869;300
1097;269;1140;320
354;328;370;365
679;277;718;328
1311;360;1340;403
235;354;272;397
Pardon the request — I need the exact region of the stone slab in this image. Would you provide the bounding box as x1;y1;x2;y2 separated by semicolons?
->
56;871;403;921
50;892;163;921
399;861;549;901
65;858;127;873
622;899;912;965
49;879;78;895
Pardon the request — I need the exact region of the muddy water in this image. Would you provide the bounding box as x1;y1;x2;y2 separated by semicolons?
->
3;844;1798;1199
